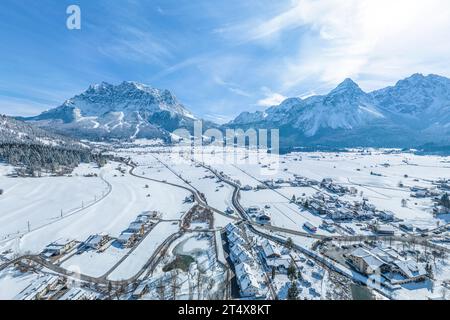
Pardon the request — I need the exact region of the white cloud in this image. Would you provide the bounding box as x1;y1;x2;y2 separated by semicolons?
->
229;0;450;92
257;87;287;107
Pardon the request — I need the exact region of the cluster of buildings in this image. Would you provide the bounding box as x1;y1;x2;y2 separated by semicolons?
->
320;178;352;195
13;274;98;301
117;212;157;248
304;192;377;223
225;223;261;297
410;185;441;198
345;245;428;285
15;275;63;300
434;178;450;191
290;175;319;187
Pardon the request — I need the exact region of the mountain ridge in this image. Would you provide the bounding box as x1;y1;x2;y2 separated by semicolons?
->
226;73;450;149
21;81;206;141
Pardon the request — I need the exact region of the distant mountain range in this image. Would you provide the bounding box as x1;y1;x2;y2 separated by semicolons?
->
0;114;84;148
10;73;450;150
227;73;450;150
20;81;214;141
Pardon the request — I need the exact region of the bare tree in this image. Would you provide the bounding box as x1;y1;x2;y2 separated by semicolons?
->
156;278;166;300
196;270;205;300
170;270;180;300
188;274;195;300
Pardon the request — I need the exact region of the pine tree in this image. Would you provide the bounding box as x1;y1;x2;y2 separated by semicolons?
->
285;237;294;250
287;260;297;281
440;193;450;209
287;281;299;300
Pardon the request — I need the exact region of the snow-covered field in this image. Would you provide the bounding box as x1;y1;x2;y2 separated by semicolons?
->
1;144;449;300
107;221;180;281
0;161;191;254
0;163;108;240
61;245;130;278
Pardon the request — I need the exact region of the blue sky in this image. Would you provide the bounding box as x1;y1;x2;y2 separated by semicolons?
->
1;0;450;122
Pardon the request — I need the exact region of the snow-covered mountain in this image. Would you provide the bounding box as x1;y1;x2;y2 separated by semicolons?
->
22;81;206;141
227;74;450;149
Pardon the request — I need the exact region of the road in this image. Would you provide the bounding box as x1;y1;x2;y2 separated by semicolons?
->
2;154;447;300
199;162;450;253
0;231;183;289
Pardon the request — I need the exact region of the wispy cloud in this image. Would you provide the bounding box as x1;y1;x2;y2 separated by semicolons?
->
221;0;450;92
257;87;287;107
2;0;450;119
213;76;252;97
98;26;173;66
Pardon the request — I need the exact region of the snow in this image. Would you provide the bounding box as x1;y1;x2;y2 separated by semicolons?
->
61;245;129;278
0;267;42;300
0;161;191;254
0;163;108;240
107;221;179;281
1;143;449;300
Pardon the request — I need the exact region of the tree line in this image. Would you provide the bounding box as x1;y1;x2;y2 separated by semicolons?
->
0;142;108;176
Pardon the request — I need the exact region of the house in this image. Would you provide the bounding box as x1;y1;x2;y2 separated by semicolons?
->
303;222;317;233
227;229;246;246
410;186;428;192
265;258;290;272
246;206;260;214
399;223;414;232
127;221;145;234
256;212;271;225
320;222;336;233
118;232;136;248
234;262;260;297
378;211;395;221
310;202;323;215
346;248;389;275
433;205;450;215
225;223;239;234
230;243;253;264
136;213;151;223
261;240;281;259
373;224;395;235
415;227;429;233
390;260;427;284
84;234;109;250
369;247;398;264
411;190;428;198
260;240;290;271
41;239;77;258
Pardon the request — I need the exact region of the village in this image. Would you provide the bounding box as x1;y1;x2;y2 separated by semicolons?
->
0;144;449;300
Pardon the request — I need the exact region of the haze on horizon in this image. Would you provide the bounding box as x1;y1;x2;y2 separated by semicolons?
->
1;0;450;123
